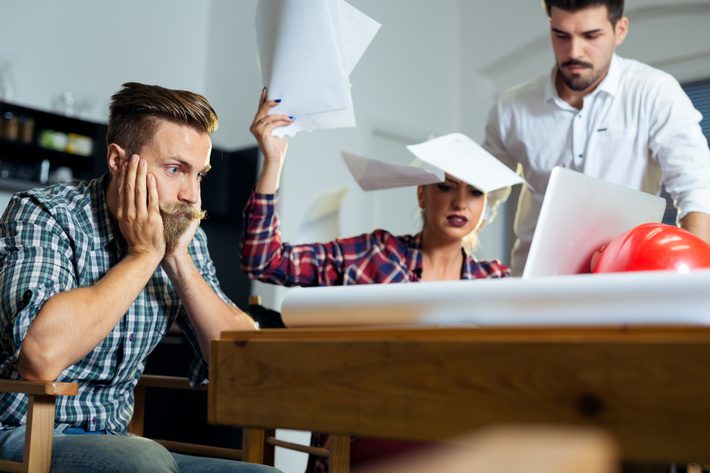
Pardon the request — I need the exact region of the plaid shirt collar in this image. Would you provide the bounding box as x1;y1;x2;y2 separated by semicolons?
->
89;173;120;251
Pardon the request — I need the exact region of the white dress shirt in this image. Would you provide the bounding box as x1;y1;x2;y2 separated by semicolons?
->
485;54;710;276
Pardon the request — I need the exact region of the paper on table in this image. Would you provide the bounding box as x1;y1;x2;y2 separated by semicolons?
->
280;269;710;327
256;0;380;137
407;133;527;193
296;186;349;243
342;150;443;191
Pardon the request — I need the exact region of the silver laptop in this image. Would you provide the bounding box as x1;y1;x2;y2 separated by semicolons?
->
522;167;666;278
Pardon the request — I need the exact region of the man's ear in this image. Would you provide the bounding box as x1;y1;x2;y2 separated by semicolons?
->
614;16;628;46
107;144;126;176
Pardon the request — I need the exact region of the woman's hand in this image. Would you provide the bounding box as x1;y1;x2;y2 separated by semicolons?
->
251;87;293;194
250;87;292;164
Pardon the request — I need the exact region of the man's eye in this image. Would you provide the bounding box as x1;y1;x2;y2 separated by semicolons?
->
197;173;206;182
167;166;179;174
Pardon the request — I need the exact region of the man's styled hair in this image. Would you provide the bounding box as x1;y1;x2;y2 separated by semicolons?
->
543;0;624;26
107;82;218;155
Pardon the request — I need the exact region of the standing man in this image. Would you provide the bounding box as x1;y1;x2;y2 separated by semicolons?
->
484;0;710;275
0;82;278;473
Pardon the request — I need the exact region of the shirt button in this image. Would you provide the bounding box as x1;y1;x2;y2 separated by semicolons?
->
91;417;97;424
129;333;135;342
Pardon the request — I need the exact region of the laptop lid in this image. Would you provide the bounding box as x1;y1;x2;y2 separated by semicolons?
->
522;166;666;278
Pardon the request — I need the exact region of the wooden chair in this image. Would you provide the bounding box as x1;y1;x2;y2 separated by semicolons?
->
0;296;276;473
127;374;247;461
0;374;266;473
0;379;78;473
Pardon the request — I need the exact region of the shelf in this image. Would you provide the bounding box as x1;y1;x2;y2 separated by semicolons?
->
0;137;94;163
1;100;107;183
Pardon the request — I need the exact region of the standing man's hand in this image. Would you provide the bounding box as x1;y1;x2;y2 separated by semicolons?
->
116;154;165;262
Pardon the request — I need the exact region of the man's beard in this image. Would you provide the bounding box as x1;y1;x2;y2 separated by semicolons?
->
558;59;606;92
159;202;207;250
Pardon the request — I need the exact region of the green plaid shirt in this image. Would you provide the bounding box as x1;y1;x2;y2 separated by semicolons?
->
0;173;232;431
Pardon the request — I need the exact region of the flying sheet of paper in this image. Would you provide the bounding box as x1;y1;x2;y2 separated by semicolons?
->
342;150;444;191
296;186;349;243
339;1;381;75
256;0;380;137
406;133;527;193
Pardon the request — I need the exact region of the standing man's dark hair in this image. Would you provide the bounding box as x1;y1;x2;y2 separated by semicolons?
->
543;0;624;26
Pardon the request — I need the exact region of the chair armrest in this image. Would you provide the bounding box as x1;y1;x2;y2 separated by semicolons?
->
0;379;78;396
136;374;206;391
0;379;77;473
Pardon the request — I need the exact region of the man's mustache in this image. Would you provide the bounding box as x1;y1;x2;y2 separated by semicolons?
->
159;202;206;221
561;59;593;69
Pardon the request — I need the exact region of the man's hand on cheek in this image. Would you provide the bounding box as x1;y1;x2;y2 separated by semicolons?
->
116;154;166;262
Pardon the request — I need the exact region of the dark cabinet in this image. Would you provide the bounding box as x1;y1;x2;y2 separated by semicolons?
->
0;100;108;191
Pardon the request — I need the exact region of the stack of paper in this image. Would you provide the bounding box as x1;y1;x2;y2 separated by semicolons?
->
343;133;526;192
256;0;380;136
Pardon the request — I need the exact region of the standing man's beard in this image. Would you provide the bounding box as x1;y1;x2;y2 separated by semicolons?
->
558;59;605;92
159;203;207;250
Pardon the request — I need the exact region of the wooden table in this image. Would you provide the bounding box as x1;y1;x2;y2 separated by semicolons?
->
208;326;710;464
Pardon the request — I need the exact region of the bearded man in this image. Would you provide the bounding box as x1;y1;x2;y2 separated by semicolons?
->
484;0;710;276
0;82;278;473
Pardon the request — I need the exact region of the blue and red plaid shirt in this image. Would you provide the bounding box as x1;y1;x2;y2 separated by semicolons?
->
240;192;509;287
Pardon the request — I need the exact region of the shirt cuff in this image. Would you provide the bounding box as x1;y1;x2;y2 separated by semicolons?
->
246;191;278;218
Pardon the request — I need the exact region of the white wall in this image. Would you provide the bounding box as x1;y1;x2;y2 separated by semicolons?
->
204;0;264;149
0;1;211;122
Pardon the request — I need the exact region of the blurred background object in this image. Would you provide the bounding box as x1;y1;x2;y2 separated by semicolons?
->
355;426;619;473
0;60;15;102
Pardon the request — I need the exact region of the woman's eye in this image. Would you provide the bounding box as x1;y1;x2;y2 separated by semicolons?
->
437;184;453;192
469;188;484;197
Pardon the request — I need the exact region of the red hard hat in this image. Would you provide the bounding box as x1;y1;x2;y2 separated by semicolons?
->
592;223;710;273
